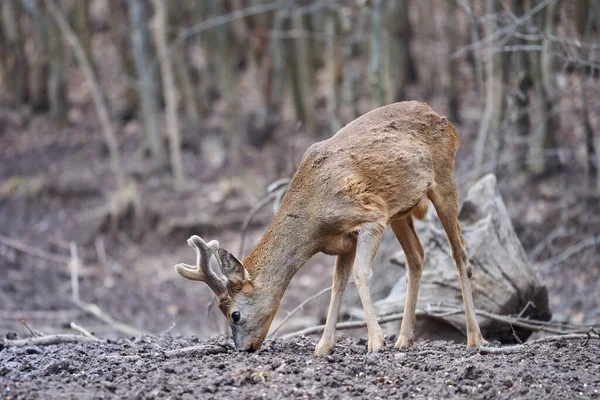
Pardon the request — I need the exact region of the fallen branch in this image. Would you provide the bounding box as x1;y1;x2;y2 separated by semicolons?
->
540;235;600;268
70;322;100;341
72;300;151;339
1;334;98;348
165;345;229;357
281;304;599;340
0;234;70;265
0;310;80;320
478;345;525;354
69;242;151;338
478;332;600;354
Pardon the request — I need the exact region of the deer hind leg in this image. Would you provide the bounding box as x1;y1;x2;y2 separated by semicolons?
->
315;245;356;355
389;216;424;349
353;222;386;352
428;179;483;347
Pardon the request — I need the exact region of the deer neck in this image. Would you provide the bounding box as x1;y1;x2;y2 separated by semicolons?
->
242;213;316;297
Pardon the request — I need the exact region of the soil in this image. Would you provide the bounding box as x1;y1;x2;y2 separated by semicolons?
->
2;334;599;400
1;16;600;399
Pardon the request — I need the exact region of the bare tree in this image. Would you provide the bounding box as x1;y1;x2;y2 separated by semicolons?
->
512;0;533;170
387;0;418;101
128;0;166;169
446;0;461;123
369;0;387;108
1;0;29;104
108;0;138;119
46;0;125;188
474;0;508;174
286;8;317;136
575;0;597;191
47;5;68;125
529;0;561;175
167;1;200;122
324;8;341;134
151;0;186;190
69;0;94;74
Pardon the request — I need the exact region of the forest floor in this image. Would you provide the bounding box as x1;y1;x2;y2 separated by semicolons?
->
1;98;600;398
1;335;599;399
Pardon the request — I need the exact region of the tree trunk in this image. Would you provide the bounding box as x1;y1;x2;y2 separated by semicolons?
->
530;0;561;175
376;174;551;344
27;1;51;113
340;7;363;124
465;0;484;98
387;0;418;102
369;0;387;108
474;0;508;175
47;9;68;126
446;0;461;124
214;0;239;153
1;0;29;104
151;0;186;191
324;9;340;135
46;0;125;188
70;0;94;74
513;0;533;172
108;0;138;120
286;11;317;136
575;0;597;192
167;1;200;123
128;0;166;169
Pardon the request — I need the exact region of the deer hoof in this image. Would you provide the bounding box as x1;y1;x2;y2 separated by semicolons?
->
367;331;385;352
314;341;333;355
394;336;414;349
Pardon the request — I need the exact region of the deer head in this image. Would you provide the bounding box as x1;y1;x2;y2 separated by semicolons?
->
174;235;278;352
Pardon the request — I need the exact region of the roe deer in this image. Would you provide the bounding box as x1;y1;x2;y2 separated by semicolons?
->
174;101;484;354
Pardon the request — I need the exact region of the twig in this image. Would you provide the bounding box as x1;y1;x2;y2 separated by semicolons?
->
67;242;151;338
73;299;151;339
529;333;600;345
21;319;44;337
479;332;600;354
69;242;80;303
510;323;523;344
165;345;229;357
0;234;70;265
270;286;334;336
540;236;600;268
1;334;98;348
159;322;177;337
70;322;100;341
479;345;525;354
583;328;599;346
282;312;408;339
282;303;599;339
0;310;80;320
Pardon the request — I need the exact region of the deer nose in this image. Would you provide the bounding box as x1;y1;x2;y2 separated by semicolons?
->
245;345;257;353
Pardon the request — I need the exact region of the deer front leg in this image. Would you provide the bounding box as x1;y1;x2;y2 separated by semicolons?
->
353;222;385;352
315;246;356;355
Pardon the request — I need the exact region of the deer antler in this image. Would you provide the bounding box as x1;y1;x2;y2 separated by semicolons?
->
174;235;227;298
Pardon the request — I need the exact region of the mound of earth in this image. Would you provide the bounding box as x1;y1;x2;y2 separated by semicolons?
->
1;334;598;399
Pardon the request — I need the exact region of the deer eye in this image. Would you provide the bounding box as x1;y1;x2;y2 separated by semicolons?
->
231;311;241;323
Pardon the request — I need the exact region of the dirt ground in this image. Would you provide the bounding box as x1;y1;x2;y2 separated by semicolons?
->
1;334;599;399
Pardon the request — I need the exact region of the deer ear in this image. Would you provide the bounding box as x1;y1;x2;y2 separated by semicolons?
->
217;248;248;285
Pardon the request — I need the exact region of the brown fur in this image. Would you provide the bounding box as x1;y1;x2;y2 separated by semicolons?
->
180;101;483;353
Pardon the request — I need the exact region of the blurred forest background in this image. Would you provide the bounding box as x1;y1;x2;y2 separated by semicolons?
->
1;0;599;340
